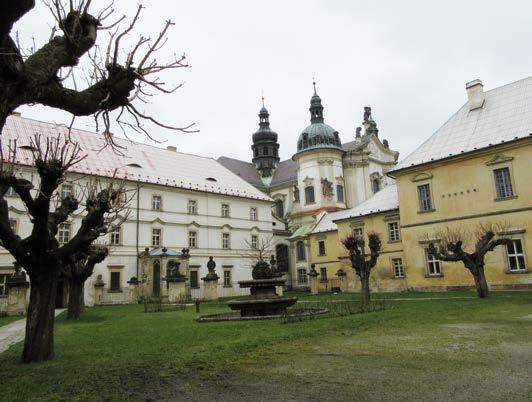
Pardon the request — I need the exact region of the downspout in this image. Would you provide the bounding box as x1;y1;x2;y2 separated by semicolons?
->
136;182;140;278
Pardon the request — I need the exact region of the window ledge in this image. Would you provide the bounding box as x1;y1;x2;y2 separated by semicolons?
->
392;276;406;280
494;195;518;202
388;239;401;244
505;269;530;274
107;290;123;293
318;254;326;257
418;209;436;214
425;274;444;278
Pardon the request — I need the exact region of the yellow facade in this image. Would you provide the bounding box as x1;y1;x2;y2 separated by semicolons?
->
305;139;532;292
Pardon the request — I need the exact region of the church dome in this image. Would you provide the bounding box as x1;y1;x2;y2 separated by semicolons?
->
295;83;343;154
252;126;278;143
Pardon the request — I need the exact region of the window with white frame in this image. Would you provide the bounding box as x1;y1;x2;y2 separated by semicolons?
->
296;241;306;261
222;233;230;249
221;203;230;217
188;200;197;214
506;239;527;271
152;228;161;247
190;270;199;288
61;183;73;199
223;270;231;287
418;184;433;212
336;185;344;203
305;186;315;204
110;226;120;245
251;234;258;249
318;240;326;256
493;167;514;199
388;222;400;242
0;272;11;295
109;271;121;291
152;195;162;211
250;207;258;221
353;227;363;239
58;222;71;245
425;248;442;276
392;258;405;278
297;268;308;285
188;231;197;248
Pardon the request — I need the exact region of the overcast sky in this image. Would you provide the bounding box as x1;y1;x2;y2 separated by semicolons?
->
14;0;532;163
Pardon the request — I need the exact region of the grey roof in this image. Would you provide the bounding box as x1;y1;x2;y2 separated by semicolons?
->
217;157;297;188
391;77;532;172
3;115;272;202
311;184;399;234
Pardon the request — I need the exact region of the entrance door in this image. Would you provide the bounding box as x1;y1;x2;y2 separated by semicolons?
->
153;260;161;296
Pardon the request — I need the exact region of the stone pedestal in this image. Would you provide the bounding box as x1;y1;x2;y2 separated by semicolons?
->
93;275;105;306
308;264;319;295
168;279;187;303
127;277;139;304
275;285;284;296
6;281;29;315
202;278;219;301
337;269;348;293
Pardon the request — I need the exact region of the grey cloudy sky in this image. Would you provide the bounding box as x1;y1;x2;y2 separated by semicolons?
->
15;0;532;163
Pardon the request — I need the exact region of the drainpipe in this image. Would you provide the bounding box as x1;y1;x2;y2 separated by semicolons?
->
136;182;140;278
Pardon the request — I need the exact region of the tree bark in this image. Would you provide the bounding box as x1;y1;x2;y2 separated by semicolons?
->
360;274;371;306
472;265;489;298
22;271;58;363
67;280;84;320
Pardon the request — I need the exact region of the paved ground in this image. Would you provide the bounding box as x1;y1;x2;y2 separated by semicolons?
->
0;309;64;354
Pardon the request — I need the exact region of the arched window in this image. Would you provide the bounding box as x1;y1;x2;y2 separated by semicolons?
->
254;148;258;157
305;186;315;204
336;185;344;203
263;147;269;156
372;178;380;194
275;199;284;217
296;241;306;261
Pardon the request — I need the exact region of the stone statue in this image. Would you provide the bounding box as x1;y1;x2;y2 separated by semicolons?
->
293;185;300;202
204;256;219;280
363;106;372;123
355;126;362;138
181;248;190;258
167;260;182;278
321;178;333;199
252;260;273;280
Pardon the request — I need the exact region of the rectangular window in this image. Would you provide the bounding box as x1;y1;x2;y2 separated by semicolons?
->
297;268;308;285
58;222;71;245
152;228;161;247
388;222;400;242
494;167;514;198
110;271;121;291
61;184;73;199
223;270;231;287
425;249;442;276
188;200;197;214
0;273;11;296
296;241;306;261
318;240;326;256
506;239;527;271
320;267;327;282
251;234;258;249
353;227;363;239
221;203;230;217
222;233;230;249
336;185;344;203
418;184;433;212
250;207;258;221
305;186;315;204
392;258;405;278
190;270;199;288
110;226;121;245
188;231;197;248
152;195;162;211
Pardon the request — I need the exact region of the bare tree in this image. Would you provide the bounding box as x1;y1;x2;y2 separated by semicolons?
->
242;235;275;263
341;233;381;306
0;1;196;151
427;224;510;298
0;135;127;362
63;244;108;320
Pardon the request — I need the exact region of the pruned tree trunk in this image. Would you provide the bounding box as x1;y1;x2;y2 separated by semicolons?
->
67;280;84;320
360;274;371;305
472;265;489;298
22;271;58;363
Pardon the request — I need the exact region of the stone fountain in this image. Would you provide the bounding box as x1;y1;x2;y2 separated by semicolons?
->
227;259;297;317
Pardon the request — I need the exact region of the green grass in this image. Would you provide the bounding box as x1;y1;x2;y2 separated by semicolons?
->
0;314;22;327
0;291;530;401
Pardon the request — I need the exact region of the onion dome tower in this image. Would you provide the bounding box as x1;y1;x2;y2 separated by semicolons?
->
251;98;280;178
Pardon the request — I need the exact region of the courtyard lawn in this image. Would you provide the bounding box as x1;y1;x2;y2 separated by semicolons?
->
0;291;530;401
0;315;21;327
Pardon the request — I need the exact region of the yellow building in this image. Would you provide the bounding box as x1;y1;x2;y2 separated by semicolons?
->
304;78;532;292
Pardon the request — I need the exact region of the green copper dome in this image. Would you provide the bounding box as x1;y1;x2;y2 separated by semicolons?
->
296;83;342;153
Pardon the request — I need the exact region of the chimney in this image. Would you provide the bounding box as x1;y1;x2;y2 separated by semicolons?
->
465;79;485;110
166;145;177;152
